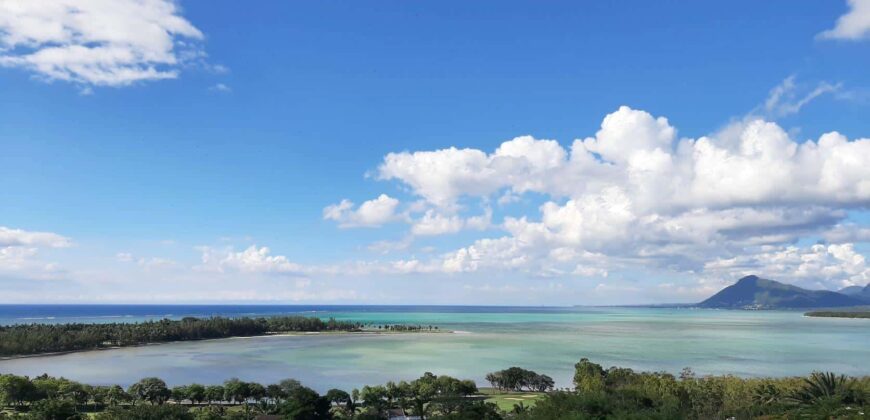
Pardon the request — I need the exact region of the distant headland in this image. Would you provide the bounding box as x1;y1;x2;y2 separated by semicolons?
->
695;275;870;317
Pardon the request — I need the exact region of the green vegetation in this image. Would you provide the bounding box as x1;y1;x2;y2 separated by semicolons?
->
1;358;868;419
805;311;870;319
699;275;869;309
478;388;544;412
0;316;365;357
485;368;554;392
0;372;495;420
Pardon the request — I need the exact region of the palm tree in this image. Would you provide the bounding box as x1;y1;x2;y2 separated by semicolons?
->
789;372;850;405
512;402;529;415
751;383;781;406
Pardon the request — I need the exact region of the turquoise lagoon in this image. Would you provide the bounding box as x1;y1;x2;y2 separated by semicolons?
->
0;306;867;392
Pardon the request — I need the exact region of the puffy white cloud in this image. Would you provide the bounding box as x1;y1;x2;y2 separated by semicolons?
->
377;107;870;214
0;0;204;87
323;194;401;227
411;210;464;236
818;0;870;40
356;106;870;288
581;106;676;164
198;245;305;275
378;147;499;208
0;226;71;248
705;243;870;289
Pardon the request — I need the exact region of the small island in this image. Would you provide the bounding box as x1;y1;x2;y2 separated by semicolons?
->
805;311;870;319
0;316;443;358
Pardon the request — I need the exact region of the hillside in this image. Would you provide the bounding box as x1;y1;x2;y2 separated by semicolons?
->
698;275;868;309
839;284;870;299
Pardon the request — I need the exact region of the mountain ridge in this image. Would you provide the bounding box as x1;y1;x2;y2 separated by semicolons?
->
698;275;868;309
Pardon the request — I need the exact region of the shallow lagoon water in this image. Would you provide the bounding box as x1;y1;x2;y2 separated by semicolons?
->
0;306;867;392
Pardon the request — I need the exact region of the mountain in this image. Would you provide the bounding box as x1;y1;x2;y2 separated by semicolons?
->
698;275;868;309
839;285;866;296
839;284;870;299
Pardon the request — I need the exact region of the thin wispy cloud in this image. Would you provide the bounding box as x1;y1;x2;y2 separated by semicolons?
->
762;76;841;118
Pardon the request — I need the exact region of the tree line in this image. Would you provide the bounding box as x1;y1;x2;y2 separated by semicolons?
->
485;368;554;392
0;316;364;357
0;371;497;420
1;358;868;419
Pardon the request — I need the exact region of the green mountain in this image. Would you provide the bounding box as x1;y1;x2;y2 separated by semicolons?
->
698;275;868;309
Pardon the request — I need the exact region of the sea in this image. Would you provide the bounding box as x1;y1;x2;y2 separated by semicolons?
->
0;305;867;392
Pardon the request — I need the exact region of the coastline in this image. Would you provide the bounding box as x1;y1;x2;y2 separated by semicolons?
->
0;329;454;361
804;311;870;319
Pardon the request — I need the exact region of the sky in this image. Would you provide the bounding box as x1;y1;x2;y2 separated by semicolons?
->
1;0;870;305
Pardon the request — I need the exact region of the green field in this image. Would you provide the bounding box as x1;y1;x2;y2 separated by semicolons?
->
478;387;545;411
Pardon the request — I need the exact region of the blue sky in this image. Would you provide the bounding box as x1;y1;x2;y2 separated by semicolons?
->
1;0;869;304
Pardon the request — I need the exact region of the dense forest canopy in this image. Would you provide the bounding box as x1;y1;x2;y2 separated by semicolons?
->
0;316;366;357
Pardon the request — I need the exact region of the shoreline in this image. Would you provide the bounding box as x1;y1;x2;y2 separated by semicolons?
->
0;329;455;361
804;311;870;319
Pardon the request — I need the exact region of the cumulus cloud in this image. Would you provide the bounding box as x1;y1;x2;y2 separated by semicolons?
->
0;0;204;87
323;194;401;228
198;245;305;275
704;243;870;289
818;0;870;40
376;107;870;213
358;106;870;287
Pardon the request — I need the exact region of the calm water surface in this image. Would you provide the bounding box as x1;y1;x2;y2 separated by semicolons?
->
0;305;867;392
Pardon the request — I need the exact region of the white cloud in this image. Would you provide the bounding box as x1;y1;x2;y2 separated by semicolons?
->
377;107;870;212
823;224;870;243
581;106;676;164
209;83;231;93
411;210;464;236
819;0;870;40
762;76;841;117
0;246;39;271
323;194;401;228
378;147;498;208
355;105;870;288
198;245;305;275
366;236;414;254
0;226;71;248
705;243;870;289
0;227;70;279
0;0;204;87
137;256;176;270
410;208;491;236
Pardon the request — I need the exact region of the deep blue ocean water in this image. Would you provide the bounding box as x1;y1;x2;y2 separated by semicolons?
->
0;304;571;326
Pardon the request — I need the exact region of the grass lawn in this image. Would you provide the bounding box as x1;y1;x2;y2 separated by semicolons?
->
478;387;545;411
